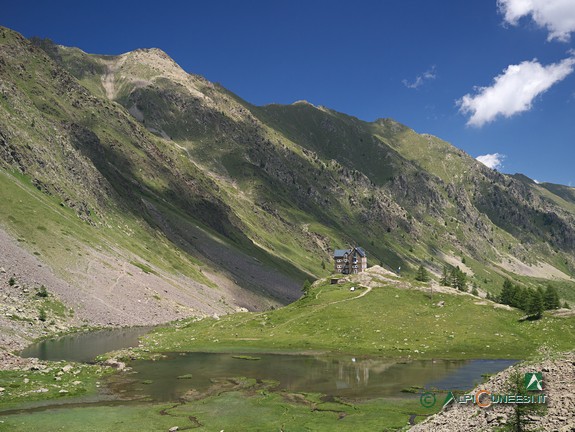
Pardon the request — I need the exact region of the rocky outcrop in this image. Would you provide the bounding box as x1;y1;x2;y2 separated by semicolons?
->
410;351;575;431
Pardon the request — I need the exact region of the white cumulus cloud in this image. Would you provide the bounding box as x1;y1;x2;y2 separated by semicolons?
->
457;56;575;127
402;66;437;89
476;153;506;170
498;0;575;42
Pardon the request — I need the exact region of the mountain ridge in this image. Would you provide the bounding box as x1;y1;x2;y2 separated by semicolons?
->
1;26;574;354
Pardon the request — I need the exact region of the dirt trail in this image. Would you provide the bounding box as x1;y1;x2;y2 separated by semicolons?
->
271;284;374;331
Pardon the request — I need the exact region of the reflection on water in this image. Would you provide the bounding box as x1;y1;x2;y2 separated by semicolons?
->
20;326;154;363
19;329;517;404
108;353;516;401
426;358;515;390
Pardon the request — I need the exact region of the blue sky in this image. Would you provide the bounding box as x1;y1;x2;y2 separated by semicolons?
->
3;0;575;185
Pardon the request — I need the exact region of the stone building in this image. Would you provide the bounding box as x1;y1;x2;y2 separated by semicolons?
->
333;247;367;274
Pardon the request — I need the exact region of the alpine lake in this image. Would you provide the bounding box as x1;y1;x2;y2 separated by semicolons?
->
0;327;516;431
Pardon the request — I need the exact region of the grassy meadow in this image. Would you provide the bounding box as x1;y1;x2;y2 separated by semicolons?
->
138;277;575;360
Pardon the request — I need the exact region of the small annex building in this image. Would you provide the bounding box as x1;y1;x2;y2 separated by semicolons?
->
333;247;367;274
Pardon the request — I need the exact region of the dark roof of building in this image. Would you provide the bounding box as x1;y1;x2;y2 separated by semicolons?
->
333;247;367;258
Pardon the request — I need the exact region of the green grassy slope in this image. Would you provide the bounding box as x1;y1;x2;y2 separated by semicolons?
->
2;25;575;318
140;274;575;360
0;27;306;310
255;103;575;291
0;169;209;284
539;182;575;206
49;34;575;293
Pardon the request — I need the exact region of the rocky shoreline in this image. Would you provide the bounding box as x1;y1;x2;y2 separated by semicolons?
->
0;350;47;371
410;351;575;431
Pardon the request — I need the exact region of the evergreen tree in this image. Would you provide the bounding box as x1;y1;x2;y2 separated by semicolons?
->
526;289;544;319
512;287;528;311
456;270;467;292
440;266;450;286
499;279;515;305
301;279;312;297
543;284;560;310
502;370;546;432
564;301;570;309
449;267;458;288
471;286;479;296
415;265;430;282
450;267;467;291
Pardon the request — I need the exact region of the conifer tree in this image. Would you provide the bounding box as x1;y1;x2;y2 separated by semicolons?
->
301;279;312;297
456;270;467;291
415;265;430;282
543;284;560;310
527;289;544;319
450;266;467;291
499;279;515;305
502;370;546;431
512;287;528;311
440;266;450;286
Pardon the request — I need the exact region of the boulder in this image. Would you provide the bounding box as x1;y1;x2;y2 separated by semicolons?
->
104;358;126;371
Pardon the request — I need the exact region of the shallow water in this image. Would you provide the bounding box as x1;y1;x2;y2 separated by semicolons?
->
20;326;154;362
18;327;516;404
107;353;516;401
